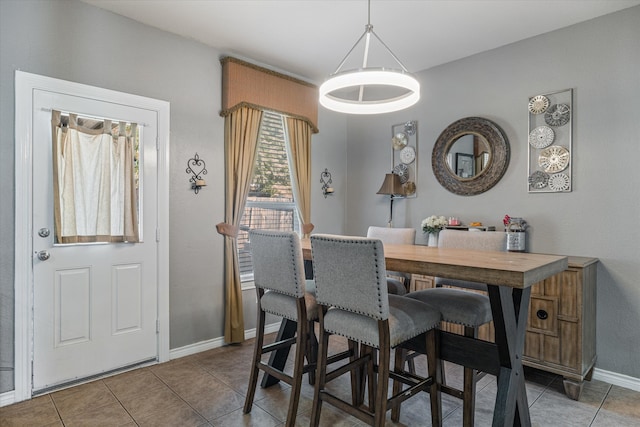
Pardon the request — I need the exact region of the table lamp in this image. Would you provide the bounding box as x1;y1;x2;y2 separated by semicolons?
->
376;173;406;227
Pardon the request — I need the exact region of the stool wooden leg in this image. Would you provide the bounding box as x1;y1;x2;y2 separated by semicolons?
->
462;326;477;427
462;365;476;427
426;329;442;427
244;305;265;413
391;347;407;422
365;346;377;410
310;310;329;427
284;317;307;427
374;329;390;427
348;340;362;407
306;320;317;385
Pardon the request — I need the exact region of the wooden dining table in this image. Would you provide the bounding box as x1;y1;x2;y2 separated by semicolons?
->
263;239;568;427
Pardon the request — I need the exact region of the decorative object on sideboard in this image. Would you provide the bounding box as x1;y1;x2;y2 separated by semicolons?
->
421;215;448;247
319;0;419;114
186;153;207;194
448;217;461;226
503;215;527;252
377;173;406;227
391;121;418;198
432;117;510;196
528;88;573;193
320;168;334;198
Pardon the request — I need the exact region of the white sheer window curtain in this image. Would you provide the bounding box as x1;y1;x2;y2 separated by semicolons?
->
51;110;139;244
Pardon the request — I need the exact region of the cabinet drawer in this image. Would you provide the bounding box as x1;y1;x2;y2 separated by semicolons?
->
528;296;558;336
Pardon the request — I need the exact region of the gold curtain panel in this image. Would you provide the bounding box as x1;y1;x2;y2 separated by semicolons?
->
220;57;319;133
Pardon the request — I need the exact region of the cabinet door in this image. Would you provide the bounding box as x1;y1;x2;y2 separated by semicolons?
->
523;268;583;372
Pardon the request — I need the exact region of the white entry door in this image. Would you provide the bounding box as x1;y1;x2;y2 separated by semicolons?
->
31;89;159;393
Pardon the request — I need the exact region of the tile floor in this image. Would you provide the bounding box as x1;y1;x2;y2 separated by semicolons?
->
1;333;639;426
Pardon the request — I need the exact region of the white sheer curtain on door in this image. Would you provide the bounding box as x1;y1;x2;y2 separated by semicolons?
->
52;110;139;244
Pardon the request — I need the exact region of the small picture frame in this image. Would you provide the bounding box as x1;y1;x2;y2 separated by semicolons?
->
455;153;474;178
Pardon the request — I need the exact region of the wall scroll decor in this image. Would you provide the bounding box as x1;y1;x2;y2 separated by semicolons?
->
391;120;418;197
186;153;207;194
320;168;334;198
528;88;573;193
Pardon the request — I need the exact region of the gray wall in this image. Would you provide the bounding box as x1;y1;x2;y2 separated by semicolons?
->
345;7;640;378
0;0;346;393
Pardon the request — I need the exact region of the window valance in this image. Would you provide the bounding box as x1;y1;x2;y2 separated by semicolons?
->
220;56;319;133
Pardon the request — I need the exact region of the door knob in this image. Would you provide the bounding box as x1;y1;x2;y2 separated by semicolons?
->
37;250;50;261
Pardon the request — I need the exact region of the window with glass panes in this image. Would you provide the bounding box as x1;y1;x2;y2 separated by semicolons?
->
237;111;299;281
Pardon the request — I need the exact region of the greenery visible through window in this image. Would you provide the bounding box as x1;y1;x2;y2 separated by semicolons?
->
237;111;299;281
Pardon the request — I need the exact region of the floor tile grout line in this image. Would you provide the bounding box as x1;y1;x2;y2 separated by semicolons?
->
101;377;142;426
50;378;137;421
148;363;229;424
588;383;612;427
180;356;295;421
191;355;263;398
47;392;66;426
526;373;556;408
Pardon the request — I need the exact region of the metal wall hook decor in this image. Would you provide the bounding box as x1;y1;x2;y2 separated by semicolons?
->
186;153;207;194
320;168;334;198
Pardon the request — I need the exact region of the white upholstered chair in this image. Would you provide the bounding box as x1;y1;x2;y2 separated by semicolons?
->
366;226;416;295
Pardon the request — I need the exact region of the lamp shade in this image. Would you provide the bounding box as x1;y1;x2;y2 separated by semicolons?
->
376;173;406;196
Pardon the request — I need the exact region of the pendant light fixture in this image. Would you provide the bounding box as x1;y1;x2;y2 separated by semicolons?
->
319;0;420;115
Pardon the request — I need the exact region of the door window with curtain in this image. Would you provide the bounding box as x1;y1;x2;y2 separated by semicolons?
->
51;110;141;244
237;111;299;281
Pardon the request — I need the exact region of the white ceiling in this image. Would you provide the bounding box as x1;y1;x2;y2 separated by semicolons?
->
82;0;640;84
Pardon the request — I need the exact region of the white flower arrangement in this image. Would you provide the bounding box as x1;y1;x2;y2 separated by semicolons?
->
421;215;448;234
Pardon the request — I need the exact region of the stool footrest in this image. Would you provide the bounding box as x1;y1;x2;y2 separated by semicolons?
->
388;375;434;407
257;361;291;385
261;336;297;355
326;352;370;383
319;391;374;425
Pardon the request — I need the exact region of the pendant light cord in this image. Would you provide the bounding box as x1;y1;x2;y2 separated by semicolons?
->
331;0;409;75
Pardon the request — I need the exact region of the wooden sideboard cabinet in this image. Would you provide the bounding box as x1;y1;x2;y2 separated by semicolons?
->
410;256;598;400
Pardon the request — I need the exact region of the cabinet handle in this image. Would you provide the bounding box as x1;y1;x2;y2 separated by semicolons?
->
536;309;548;320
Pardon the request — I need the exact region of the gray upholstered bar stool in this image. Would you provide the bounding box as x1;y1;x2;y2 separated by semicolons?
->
401;229;506;427
310;234;442;427
366;226;416;295
243;230;319;427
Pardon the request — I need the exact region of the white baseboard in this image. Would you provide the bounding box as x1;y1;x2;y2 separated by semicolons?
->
1;390;15;407
593;368;640;392
169;322;281;360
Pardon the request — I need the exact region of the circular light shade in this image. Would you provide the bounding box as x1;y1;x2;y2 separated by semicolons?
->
319;69;420;114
